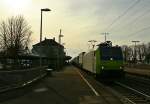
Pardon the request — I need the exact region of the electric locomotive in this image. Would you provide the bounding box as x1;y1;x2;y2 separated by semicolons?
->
82;41;124;79
95;41;124;78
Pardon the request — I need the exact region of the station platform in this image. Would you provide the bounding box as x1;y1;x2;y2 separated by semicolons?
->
125;67;150;77
0;65;119;104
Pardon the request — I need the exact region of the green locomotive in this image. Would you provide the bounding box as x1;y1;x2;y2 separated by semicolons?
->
95;41;124;78
81;41;124;79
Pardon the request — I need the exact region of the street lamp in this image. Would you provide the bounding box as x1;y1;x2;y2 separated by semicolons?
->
40;8;51;67
40;8;51;42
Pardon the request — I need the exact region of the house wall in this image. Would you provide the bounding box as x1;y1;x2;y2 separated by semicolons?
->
32;42;65;70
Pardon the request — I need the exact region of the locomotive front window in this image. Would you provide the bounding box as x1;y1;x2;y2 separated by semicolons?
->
100;47;123;60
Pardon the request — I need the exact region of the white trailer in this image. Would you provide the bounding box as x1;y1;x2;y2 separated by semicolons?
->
78;52;85;67
83;51;96;74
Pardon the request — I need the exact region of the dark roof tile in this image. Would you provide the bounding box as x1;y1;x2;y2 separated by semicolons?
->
33;39;64;48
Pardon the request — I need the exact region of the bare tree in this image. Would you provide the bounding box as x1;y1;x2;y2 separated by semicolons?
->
145;42;150;64
138;44;147;62
122;42;150;64
122;45;133;62
122;45;128;62
0;16;32;56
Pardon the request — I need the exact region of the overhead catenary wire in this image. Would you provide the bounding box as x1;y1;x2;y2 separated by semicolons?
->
110;1;150;42
127;25;150;37
112;25;150;44
114;7;150;32
129;9;150;26
104;0;141;32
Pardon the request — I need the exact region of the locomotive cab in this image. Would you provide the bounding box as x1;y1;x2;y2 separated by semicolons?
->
96;41;124;79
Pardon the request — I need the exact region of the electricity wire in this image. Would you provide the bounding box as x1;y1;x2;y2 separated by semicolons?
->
104;0;141;32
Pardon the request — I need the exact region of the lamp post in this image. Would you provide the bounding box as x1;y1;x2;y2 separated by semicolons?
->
40;8;51;67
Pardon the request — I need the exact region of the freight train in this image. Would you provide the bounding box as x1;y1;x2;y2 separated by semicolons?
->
72;41;124;80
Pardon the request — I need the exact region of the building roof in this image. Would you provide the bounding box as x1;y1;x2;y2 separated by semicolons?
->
33;38;64;48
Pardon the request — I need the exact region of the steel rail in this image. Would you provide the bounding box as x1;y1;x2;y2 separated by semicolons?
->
114;81;150;104
115;81;150;99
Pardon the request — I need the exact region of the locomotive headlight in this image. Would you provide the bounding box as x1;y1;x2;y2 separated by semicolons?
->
102;66;104;69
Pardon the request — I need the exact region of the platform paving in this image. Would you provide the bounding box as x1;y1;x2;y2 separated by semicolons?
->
125;67;150;77
0;65;112;104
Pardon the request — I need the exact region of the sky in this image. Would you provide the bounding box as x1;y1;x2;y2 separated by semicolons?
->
0;0;150;57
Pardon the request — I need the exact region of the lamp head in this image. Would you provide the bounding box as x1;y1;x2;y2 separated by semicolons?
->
41;8;51;11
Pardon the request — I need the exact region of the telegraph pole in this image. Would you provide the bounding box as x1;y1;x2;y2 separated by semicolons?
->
132;41;140;63
101;32;109;42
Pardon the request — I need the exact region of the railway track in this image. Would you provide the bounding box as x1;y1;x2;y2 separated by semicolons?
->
78;69;124;104
113;74;150;104
95;80;150;104
77;67;150;104
86;73;150;104
101;73;150;104
120;74;150;96
111;81;150;104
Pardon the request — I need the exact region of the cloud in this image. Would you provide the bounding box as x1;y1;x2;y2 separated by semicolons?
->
1;0;150;57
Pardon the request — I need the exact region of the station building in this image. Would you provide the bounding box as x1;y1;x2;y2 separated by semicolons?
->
32;38;66;70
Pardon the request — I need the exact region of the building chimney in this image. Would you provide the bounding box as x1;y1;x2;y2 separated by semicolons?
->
53;37;55;41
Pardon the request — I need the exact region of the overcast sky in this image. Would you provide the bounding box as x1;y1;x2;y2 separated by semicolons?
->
0;0;150;56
